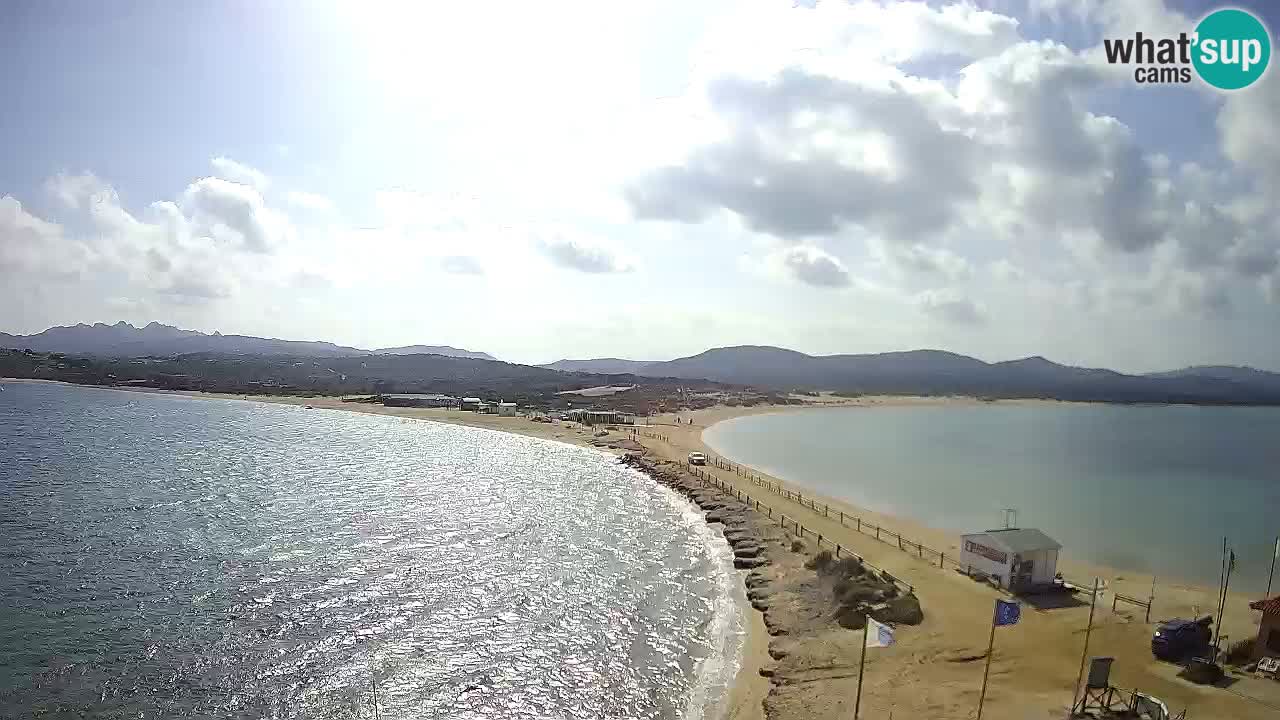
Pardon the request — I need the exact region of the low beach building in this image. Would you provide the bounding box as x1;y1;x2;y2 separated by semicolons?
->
460;397;481;411
498;402;518;416
1249;596;1280;661
959;528;1061;592
565;409;635;426
382;393;457;408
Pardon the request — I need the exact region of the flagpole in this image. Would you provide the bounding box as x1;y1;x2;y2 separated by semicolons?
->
1267;536;1278;600
1214;544;1231;655
854;614;869;720
1215;549;1235;658
1071;577;1100;712
1216;537;1227;620
976;604;998;720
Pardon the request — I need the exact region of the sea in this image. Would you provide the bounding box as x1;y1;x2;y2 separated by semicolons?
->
0;381;744;719
704;403;1280;593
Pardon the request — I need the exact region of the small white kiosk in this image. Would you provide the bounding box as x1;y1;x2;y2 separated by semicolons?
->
959;528;1061;592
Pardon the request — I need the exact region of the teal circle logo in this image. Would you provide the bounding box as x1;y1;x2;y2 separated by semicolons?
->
1192;8;1271;90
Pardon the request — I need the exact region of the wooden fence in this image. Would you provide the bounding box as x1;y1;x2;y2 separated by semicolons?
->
1113;592;1153;623
700;453;965;575
683;462;916;595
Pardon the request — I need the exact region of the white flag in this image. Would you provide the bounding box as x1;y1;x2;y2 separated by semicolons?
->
866;617;895;648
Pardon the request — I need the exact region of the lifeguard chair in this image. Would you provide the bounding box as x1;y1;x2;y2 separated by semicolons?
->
1074;657;1121;714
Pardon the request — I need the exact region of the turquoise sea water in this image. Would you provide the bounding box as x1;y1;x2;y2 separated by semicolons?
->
704;403;1280;593
0;382;743;719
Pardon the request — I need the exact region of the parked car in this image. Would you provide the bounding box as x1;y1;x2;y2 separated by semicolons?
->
1151;617;1212;661
687;452;707;466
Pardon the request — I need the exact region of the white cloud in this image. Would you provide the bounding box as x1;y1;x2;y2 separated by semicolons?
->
182;177;282;253
917;289;986;325
286;191;333;212
0;196;90;279
210;156;268;191
536;231;635;274
764;244;852;288
870;238;972;281
45;172;112;211
625;1;1278;339
441;255;485;275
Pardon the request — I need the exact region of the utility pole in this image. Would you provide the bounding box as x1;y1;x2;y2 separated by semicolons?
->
1267;536;1278;600
1071;578;1100;712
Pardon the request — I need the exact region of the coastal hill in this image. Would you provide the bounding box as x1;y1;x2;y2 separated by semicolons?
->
374;345;496;361
0;322;493;361
549;345;1280;405
541;358;657;374
0;348;753;415
6;322;1280;405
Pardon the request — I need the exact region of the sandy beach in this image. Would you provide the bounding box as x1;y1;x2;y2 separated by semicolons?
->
10;380;1278;718
654;401;1280;719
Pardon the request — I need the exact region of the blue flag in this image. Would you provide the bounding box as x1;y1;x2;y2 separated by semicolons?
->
995;599;1021;626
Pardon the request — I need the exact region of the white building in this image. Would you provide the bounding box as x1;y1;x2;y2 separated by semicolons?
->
959;528;1061;592
498;402;518;416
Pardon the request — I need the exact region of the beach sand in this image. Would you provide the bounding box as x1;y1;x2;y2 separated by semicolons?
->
13;381;1276;718
649;401;1280;719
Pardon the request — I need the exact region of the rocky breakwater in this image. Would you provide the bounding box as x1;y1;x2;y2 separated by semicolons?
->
619;453;926;719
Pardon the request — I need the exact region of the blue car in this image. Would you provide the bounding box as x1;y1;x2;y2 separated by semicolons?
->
1151;617;1212;660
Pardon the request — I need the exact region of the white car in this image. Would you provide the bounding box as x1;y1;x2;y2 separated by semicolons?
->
688;452;707;466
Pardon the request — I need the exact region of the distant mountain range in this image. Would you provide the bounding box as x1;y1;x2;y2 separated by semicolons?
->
373;345;496;361
540;358;657;374
544;346;1280;404
0;322;493;361
7;324;1280;405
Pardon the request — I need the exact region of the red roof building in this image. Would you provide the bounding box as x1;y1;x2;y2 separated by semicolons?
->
1250;596;1280;660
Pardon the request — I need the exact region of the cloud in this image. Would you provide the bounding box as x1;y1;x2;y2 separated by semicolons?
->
768;244;852;288
159;266;236;301
917;289;986;325
0;195;91;279
870;238;971;280
291;270;332;291
182;177;279;253
286;191;333;212
441;255;485;275
626;67;983;242
3;172;266;306
45;172;113;211
624;0;1280;327
535;231;635;274
210;156;268;191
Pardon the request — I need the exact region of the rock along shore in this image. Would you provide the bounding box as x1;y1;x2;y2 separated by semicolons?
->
620;453;925;719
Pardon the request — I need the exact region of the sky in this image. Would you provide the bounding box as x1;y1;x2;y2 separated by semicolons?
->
1;0;1278;371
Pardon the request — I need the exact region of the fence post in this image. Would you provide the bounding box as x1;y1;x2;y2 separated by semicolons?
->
940;552;945;568
857;518;861;532
898;536;903;551
876;526;880;541
836;544;842;557
839;510;844;525
824;505;828;518
1112;594;1118;613
918;543;923;559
